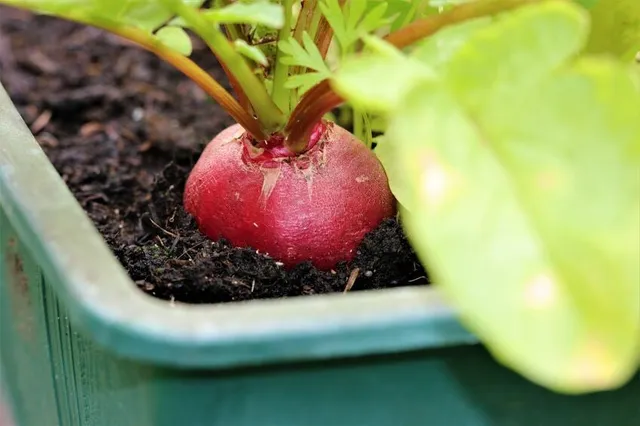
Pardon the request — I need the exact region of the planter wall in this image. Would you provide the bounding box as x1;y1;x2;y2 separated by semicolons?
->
1;82;639;426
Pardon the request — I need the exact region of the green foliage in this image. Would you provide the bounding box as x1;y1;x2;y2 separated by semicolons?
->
0;0;284;61
279;32;333;93
156;26;193;55
331;44;432;113
201;0;284;28
332;0;640;393
371;0;459;31
574;0;599;7
2;0;207;41
2;0;185;54
234;39;269;66
409;16;494;71
320;0;389;54
0;1;162;43
367;0;417;32
583;0;640;61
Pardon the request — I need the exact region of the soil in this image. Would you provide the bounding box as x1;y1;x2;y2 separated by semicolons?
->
0;8;430;304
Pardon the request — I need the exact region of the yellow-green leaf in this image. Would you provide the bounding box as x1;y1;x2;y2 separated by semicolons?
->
393;57;640;393
334;0;640;393
202;0;284;28
442;0;590;112
331;45;434;113
234;39;268;66
584;0;640;62
156;26;193;56
409;16;493;70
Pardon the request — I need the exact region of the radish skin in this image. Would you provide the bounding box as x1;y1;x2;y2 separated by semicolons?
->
184;121;396;270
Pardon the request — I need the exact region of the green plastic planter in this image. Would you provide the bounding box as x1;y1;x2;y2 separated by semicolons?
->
1;81;639;426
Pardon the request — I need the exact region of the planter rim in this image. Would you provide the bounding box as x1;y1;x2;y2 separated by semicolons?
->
0;83;478;369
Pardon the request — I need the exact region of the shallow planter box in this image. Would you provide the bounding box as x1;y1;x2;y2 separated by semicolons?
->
1;81;639;426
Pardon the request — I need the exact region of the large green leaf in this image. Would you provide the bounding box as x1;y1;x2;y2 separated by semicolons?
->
202;0;284;28
156;26;193;55
320;0;390;54
334;0;640;393
332;0;588;207
409;16;494;70
583;0;640;61
373;134;417;212
112;1;175;31
394;58;640;392
0;0;204;55
3;0;204;29
367;0;438;32
234;39;269;66
440;0;589;111
331;53;432;113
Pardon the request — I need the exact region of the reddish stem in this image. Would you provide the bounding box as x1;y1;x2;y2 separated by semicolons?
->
314;15;334;59
292;0;318;44
285;83;342;153
284;80;333;132
313;0;344;60
384;0;541;47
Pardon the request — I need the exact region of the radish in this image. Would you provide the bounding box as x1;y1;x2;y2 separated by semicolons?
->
2;0;502;270
184;121;395;269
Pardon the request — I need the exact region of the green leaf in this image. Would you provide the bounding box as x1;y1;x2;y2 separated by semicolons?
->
202;0;284;28
364;0;438;33
409;16;494;71
584;0;640;61
482;59;640;346
393;58;640;393
441;0;589;112
119;1;174;31
373;133;415;211
320;0;390;54
319;0;349;50
155;26;193;55
334;1;589;114
279;32;332;75
429;0;470;6
0;0;204;42
279;31;333;94
373;0;640;393
284;72;329;93
347;0;368;32
359;2;390;33
574;0;599;8
234;39;269;66
331;39;434;113
0;0;119;21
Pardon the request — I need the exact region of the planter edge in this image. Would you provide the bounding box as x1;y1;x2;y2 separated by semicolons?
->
0;82;478;369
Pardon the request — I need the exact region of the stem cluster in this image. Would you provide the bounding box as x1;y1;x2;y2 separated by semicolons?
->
7;0;547;151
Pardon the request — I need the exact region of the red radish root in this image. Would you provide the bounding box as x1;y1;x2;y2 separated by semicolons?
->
184;121;396;270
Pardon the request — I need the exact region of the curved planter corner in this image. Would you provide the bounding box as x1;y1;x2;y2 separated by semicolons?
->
0;82;638;426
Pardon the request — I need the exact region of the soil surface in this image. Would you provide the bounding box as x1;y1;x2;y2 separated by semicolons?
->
0;8;430;304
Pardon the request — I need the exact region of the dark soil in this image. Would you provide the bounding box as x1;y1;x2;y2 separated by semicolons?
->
0;8;430;304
